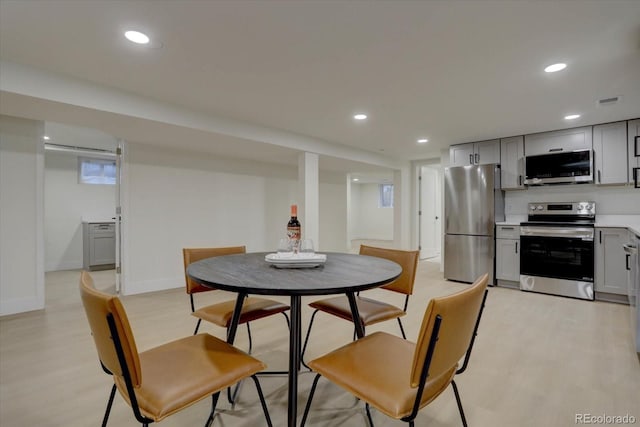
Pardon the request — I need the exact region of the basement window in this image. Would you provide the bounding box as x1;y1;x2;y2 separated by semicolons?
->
379;184;394;208
78;157;116;185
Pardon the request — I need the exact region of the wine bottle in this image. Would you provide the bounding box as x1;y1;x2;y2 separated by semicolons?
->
287;204;301;251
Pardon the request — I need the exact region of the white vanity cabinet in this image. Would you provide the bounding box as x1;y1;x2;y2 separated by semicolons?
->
496;225;520;288
595;227;629;303
83;222;116;271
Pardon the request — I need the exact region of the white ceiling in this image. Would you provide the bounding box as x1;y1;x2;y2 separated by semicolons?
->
1;0;639;173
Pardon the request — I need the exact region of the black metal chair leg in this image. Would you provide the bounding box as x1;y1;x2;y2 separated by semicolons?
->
397;318;407;339
227;379;243;408
353;325;366;341
282;312;291;330
246;322;253;354
101;384;117;427
300;373;322;427
451;380;468;427
250;375;273;427
193;318;202;335
301;309;320;369
365;403;375;427
204;392;221;427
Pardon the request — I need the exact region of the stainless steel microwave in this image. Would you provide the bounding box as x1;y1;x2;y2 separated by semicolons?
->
524;149;593;185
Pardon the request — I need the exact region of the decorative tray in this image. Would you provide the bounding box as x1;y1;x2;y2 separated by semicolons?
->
264;253;327;269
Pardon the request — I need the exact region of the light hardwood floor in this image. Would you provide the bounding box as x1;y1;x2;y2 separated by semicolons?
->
1;261;639;427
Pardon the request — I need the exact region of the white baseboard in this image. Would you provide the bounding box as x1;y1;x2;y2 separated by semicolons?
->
122;277;182;296
0;295;44;316
45;260;82;272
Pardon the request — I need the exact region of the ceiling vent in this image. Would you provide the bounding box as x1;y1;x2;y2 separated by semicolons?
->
598;96;620;106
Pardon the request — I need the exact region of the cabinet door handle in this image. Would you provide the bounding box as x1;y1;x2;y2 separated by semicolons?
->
597;170;601;183
599;230;602;244
501;227;514;230
515;242;518;254
518;175;522;186
469;154;474;164
634;167;640;189
548;148;563;152
474;153;479;164
626;254;631;271
635;136;639;157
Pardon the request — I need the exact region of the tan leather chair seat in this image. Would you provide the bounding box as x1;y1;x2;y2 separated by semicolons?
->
309;295;406;325
193;296;289;327
308;331;455;419
114;333;265;422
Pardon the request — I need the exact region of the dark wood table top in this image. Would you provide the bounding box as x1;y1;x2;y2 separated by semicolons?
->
186;251;402;296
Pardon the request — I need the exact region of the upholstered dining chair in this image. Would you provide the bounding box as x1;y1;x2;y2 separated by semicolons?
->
183;246;290;353
79;271;273;427
301;273;489;427
301;245;419;360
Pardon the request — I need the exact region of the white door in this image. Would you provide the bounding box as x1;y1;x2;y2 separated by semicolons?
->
420;165;442;259
114;140;124;294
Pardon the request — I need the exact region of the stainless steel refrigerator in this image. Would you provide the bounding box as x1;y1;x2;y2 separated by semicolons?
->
444;164;504;284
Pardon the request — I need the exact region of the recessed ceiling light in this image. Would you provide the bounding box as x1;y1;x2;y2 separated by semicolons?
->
545;63;567;73
417;138;429;144
353;114;367;120
352;178;359;182
125;30;150;44
565;114;581;120
43;135;50;140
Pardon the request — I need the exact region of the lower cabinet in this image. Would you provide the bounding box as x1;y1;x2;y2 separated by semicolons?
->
83;222;116;271
595;227;629;303
496;225;520;288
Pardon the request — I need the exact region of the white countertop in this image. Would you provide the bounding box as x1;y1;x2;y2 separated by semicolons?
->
82;219;115;224
497;214;640;236
595;215;640;237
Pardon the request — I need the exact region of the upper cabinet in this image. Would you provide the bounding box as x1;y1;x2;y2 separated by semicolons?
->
629;119;640;188
500;136;525;190
593;121;628;185
449;139;500;167
524;126;592;156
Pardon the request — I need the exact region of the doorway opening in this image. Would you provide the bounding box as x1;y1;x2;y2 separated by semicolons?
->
43;122;122;304
419;164;442;262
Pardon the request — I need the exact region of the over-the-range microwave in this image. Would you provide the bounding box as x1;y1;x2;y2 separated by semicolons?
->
524;149;593;185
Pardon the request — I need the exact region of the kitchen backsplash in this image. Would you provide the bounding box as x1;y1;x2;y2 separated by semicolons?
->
504;184;640;215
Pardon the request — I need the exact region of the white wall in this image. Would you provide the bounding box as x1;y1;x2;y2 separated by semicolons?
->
0;115;44;315
122;142;348;295
350;183;393;240
44;152;116;271
320;182;347;252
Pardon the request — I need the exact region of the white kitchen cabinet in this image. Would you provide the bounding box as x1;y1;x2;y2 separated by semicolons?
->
593;121;628;185
629;119;640;187
524;126;592;156
83;222;116;271
449;139;500;167
496;225;520;288
500;136;525;190
595;227;629;303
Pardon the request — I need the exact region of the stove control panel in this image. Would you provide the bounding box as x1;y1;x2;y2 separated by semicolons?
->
527;201;596;217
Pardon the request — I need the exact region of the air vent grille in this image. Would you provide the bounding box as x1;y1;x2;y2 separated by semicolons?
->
598;96;619;106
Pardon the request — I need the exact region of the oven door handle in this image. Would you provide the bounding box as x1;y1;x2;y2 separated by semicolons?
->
520;226;594;240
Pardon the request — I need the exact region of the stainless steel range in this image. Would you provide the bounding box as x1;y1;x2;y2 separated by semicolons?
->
520;202;596;300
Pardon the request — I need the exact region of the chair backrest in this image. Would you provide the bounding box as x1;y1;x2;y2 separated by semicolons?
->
410;273;489;388
79;270;142;387
183;246;246;294
359;245;419;295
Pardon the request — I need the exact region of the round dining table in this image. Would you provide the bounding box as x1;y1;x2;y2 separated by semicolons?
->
186;251;402;427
